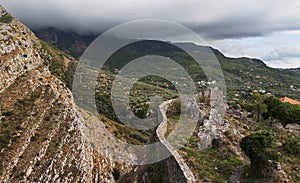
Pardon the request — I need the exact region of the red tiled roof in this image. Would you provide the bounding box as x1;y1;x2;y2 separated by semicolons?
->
279;97;300;105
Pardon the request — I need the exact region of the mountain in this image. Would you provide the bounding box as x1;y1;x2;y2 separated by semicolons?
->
0;7;202;183
34;28;99;59
34;31;300;182
108;40;300;101
34;28;300;101
287;67;300;72
2;6;300;183
0;6;134;182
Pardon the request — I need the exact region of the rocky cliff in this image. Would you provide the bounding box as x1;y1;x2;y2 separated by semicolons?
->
0;6;130;182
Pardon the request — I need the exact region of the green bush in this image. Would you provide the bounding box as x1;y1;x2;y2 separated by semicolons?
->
283;139;300;158
134;106;149;119
0;135;10;148
35;160;41;167
65;61;77;89
169;99;181;114
30;136;36;142
49;58;64;78
211;176;227;183
0;14;13;23
274;103;300;126
240;133;279;172
129;132;147;143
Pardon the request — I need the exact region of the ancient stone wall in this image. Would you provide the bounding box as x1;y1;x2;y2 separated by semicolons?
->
156;99;196;183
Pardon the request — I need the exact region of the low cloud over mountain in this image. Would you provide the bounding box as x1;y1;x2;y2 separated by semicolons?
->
1;0;300;40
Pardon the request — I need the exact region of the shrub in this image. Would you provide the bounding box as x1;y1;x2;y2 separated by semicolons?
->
211;176;226;183
30;136;36;142
134;107;148;119
35;160;41;167
112;168;120;181
169;99;181;114
65;61;77;89
282;139;300;158
15;125;22;131
2;111;13;116
129;132;147;143
263;97;300;126
44;116;50;121
240;133;279;172
0;14;13;23
0;135;10;148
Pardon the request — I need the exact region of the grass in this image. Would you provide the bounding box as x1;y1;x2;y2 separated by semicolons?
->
241;165;270;183
180;146;238;181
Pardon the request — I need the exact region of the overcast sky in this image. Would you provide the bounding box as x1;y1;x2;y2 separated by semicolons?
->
1;0;300;68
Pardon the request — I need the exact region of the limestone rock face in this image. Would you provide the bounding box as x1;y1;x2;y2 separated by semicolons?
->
0;7;44;93
198;89;228;150
0;6;130;182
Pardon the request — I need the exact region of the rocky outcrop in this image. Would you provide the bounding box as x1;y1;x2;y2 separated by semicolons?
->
285;123;300;133
198;89;228;150
1;68;82;182
0;6;44;93
0;66;130;182
261;160;290;183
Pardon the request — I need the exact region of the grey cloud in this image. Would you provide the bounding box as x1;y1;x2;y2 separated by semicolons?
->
1;0;300;40
262;47;300;61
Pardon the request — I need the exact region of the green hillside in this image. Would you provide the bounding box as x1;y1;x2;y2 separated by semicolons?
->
92;40;300;101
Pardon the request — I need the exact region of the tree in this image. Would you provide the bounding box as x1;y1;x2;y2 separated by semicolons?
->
247;94;268;122
262;96;300;126
240;133;279;173
274;103;300;126
263;97;282;119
